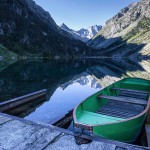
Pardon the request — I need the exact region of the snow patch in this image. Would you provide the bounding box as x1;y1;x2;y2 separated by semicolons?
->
60;24;102;42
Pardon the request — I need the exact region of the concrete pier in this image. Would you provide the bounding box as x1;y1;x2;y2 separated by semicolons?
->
0;112;149;150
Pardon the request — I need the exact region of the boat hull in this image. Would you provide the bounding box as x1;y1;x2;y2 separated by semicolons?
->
73;78;150;143
92;111;147;143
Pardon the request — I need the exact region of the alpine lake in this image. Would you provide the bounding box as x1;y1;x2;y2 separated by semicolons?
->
0;58;150;146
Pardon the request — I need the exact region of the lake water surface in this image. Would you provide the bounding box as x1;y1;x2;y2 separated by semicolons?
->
0;58;150;123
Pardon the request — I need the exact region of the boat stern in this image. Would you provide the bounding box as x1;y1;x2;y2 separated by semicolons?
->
73;122;93;136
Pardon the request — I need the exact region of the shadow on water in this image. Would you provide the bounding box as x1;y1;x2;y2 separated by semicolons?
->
0;57;149;103
0;56;149;119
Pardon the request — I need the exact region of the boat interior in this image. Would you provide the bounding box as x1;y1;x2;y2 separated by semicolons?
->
76;78;150;125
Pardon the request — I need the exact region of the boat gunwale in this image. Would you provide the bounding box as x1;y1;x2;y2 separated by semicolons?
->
73;78;150;127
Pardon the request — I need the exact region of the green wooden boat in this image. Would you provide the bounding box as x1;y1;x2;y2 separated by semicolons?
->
73;78;150;143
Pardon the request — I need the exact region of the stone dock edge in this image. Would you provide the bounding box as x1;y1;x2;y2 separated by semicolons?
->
0;112;149;150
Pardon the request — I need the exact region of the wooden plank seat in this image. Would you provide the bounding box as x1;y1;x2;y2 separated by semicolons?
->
111;87;149;95
118;91;148;99
98;95;147;106
112;87;149;100
97;101;143;119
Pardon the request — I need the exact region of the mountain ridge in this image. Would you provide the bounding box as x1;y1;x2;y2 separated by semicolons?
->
60;23;102;42
88;0;150;57
0;0;150;58
0;0;92;57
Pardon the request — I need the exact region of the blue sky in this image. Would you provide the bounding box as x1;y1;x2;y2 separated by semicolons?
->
34;0;139;30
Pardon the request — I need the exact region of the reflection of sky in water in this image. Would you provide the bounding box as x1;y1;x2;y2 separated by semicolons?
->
25;80;101;123
1;58;149;124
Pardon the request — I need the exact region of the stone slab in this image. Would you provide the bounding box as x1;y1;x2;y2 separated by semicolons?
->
45;134;89;150
15;127;61;150
87;141;116;150
0;114;148;150
0;120;41;150
0;114;12;124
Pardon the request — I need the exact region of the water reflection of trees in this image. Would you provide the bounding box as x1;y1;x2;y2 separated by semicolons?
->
0;58;149;102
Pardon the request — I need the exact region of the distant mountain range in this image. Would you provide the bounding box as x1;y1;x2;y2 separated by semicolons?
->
60;23;102;42
0;0;150;58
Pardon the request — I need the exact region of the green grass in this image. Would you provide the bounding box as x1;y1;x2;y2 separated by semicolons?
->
0;44;18;60
0;45;18;72
123;17;150;43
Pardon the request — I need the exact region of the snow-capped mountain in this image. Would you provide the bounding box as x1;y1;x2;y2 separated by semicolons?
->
60;72;101;90
78;25;102;39
60;23;102;42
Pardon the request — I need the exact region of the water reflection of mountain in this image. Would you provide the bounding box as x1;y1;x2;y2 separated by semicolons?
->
0;58;149;103
60;72;101;90
0;59;100;102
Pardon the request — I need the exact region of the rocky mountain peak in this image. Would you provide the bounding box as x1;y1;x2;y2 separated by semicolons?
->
60;23;72;32
102;0;150;38
88;0;150;58
60;24;102;42
87;25;102;38
60;23;67;28
23;0;59;30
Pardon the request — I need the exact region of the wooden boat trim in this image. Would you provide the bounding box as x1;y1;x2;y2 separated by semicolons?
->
73;78;150;129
